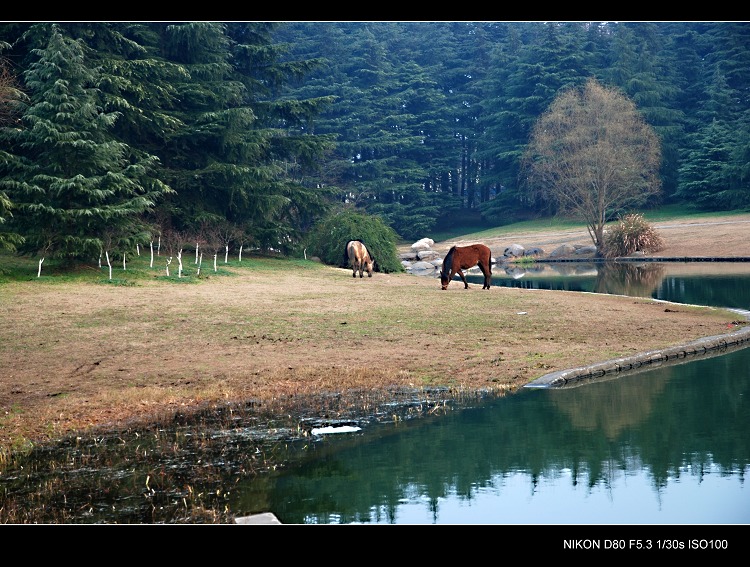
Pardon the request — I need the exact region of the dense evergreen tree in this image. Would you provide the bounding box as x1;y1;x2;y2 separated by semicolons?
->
675;23;750;210
604;22;685;201
677;62;750;209
149;22;336;254
0;40;25;252
0;24;171;264
478;22;595;223
677;116;738;208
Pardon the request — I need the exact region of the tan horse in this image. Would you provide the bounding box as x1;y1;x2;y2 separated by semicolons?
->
345;240;375;278
440;244;492;290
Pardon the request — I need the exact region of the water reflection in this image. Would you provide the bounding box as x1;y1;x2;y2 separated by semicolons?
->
593;262;666;297
235;347;750;524
472;261;750;308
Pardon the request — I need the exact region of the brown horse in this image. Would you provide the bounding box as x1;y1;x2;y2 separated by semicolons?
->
440;244;492;290
345;240;375;278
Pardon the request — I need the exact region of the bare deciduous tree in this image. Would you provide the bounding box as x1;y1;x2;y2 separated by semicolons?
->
0;55;25;127
521;78;661;249
0;54;27;253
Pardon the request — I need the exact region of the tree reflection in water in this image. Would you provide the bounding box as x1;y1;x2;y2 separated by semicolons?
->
593;262;666;297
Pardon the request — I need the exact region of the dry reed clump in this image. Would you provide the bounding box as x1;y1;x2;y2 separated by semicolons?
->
602;213;665;258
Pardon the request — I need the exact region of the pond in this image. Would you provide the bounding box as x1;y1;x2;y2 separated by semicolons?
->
0;261;748;525
472;259;750;308
239;345;749;525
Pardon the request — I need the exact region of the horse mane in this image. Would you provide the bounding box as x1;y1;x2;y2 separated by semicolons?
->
442;246;456;273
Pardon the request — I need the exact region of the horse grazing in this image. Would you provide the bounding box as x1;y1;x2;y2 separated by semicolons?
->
440;244;492;290
344;240;375;278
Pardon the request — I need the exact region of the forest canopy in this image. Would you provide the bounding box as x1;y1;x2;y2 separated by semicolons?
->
0;22;748;265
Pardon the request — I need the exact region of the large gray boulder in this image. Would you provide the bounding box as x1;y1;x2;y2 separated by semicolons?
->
503;243;525;258
417;249;440;261
408;260;439;275
549;244;577;257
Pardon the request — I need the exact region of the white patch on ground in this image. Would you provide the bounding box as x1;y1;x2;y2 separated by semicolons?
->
311;425;362;435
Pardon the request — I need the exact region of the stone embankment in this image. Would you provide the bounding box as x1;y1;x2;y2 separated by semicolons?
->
526;311;750;389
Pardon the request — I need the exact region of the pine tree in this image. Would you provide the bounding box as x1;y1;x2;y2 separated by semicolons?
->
0;40;26;252
478;22;594;223
605;22;685;200
141;22;335;255
0;23;172;266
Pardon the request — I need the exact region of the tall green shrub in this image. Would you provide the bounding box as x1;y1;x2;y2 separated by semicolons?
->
305;209;404;273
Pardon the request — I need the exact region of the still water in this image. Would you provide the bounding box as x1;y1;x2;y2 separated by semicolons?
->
236;348;749;524
477;260;750;308
1;262;748;524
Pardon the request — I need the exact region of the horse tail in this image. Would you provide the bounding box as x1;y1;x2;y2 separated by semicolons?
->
343;240;354;267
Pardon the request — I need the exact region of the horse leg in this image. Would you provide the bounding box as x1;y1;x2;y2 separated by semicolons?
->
480;263;491;289
457;269;469;289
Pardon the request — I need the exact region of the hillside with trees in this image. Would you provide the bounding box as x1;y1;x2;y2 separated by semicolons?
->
1;22;748;267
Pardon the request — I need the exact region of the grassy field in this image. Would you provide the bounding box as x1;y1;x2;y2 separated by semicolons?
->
1;209;749;462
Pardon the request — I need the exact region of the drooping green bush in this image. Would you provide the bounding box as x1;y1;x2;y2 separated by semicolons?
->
304;209;404;273
602;213;665;258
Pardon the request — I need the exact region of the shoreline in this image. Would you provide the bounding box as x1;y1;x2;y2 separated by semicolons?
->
527;309;750;389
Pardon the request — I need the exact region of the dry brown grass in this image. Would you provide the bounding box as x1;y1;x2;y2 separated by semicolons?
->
1;214;749;461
